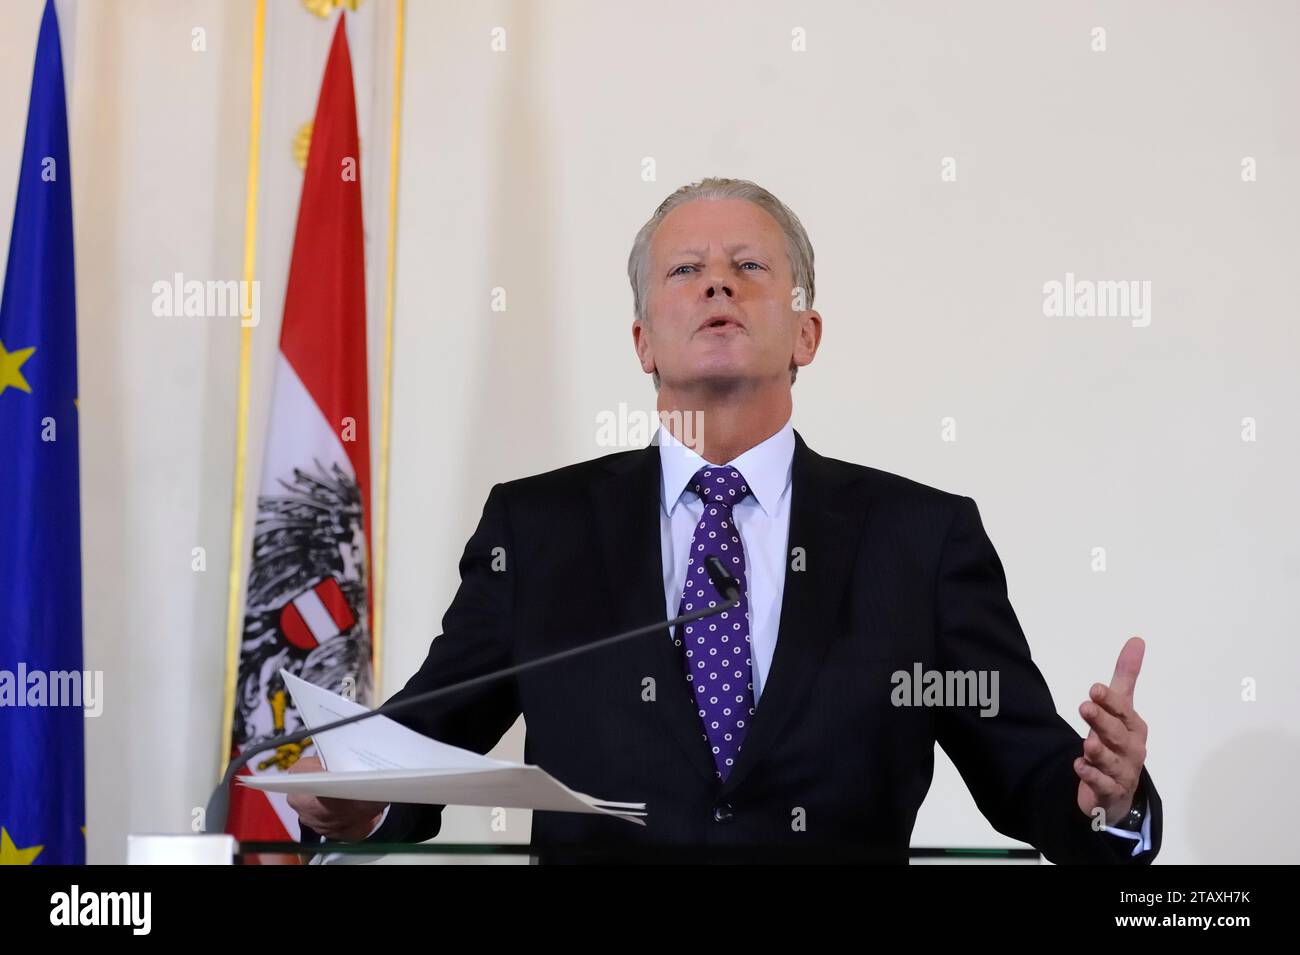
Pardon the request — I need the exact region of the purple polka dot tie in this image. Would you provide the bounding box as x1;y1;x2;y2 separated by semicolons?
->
674;465;754;783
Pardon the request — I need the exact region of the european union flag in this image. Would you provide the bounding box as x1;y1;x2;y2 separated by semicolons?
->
0;0;84;866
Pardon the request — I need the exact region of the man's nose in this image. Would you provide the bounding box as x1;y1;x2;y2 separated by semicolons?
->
705;280;733;299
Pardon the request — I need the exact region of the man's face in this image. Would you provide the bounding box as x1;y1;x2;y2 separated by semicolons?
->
633;198;820;391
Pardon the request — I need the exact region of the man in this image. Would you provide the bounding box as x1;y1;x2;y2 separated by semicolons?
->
289;177;1160;863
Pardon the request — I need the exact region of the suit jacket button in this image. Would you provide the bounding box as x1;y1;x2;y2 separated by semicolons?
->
713;803;734;823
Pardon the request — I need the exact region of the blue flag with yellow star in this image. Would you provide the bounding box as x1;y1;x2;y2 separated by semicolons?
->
0;0;84;866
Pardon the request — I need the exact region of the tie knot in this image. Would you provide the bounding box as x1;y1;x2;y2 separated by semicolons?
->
689;466;750;506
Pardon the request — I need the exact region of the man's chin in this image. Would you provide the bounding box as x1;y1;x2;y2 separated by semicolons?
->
662;365;767;392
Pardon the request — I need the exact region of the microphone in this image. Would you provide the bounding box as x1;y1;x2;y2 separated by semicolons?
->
704;554;741;602
205;553;745;835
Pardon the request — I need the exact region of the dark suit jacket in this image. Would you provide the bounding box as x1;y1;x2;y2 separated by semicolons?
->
367;431;1161;863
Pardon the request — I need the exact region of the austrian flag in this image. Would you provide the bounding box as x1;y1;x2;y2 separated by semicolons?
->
280;577;358;652
225;18;374;845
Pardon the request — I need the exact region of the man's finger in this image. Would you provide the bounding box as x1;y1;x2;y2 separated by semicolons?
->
1081;734;1126;778
1079;700;1129;752
1074;758;1124;800
1088;683;1145;733
318;794;385;814
1108;635;1145;703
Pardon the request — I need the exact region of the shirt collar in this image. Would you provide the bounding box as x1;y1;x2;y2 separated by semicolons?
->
656;416;794;519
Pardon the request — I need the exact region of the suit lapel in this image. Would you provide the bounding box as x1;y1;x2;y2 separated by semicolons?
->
718;430;869;798
590;443;718;785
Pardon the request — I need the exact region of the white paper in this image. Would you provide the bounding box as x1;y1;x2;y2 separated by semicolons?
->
279;671;512;773
236;671;646;825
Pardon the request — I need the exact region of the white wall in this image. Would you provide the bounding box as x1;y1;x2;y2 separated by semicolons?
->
1;0;1296;863
384;0;1300;863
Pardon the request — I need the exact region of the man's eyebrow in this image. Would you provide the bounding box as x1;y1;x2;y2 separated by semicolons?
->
668;243;763;258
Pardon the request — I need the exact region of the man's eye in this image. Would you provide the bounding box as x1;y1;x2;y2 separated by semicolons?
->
670;262;762;275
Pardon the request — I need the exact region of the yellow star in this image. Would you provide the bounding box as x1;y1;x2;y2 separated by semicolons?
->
0;826;44;865
0;338;36;398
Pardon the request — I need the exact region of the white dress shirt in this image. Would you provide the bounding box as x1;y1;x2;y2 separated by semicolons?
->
656;417;795;705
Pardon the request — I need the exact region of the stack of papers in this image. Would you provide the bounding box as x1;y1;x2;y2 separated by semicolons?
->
238;671;646;825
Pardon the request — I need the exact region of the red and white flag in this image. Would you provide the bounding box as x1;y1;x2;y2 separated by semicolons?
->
226;17;373;845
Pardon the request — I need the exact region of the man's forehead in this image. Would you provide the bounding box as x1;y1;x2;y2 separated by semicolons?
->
652;200;784;259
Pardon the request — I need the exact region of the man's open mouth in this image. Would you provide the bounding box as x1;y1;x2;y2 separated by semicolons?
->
698;315;744;332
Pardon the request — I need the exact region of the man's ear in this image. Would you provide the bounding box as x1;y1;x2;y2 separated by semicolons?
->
792;310;822;369
632;319;657;375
